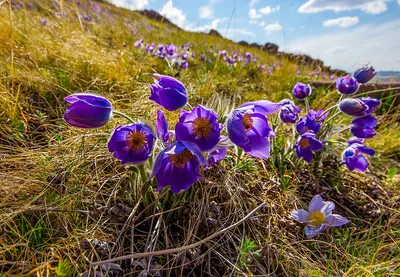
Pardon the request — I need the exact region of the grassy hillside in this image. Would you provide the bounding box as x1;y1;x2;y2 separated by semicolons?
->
1;0;399;276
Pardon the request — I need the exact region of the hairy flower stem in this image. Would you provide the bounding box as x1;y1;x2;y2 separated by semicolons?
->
112;110;135;123
304;98;310;114
138;164;148;184
317;104;338;121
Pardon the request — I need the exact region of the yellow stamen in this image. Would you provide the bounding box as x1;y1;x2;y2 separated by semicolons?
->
126;131;147;151
310;211;325;226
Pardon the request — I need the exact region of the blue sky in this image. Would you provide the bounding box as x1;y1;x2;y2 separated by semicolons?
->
109;0;400;72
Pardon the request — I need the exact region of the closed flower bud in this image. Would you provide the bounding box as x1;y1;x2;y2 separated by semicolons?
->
293;83;312;100
336;76;359;95
354;65;376;84
149;74;188;111
64;93;112;128
338;97;380;117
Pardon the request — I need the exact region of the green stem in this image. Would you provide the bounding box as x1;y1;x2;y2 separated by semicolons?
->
304;98;310;114
317;104;338;120
113;110;135;123
138;164;148;184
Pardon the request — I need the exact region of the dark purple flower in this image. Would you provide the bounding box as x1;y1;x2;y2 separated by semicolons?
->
208;146;228;167
336;76;360;95
354;65;376;84
83;15;93;22
293;82;312;100
342;137;375;172
175;105;222;151
291;195;349;239
64;93;112;128
108;123;155;165
181;61;189;69
200;53;205;61
149;74;188;111
227;105;275;159
350;115;377;138
182;51;188;60
295;132;323;163
156;110;174;145
339;97;381;117
296;109;326;135
151;141;206;193
279;102;301;123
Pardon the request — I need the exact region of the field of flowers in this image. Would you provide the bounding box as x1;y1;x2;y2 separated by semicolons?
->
1;0;400;276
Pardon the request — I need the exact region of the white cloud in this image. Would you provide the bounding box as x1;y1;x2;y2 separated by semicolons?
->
298;0;390;14
259;5;280;15
159;0;186;27
260;21;265;27
398;0;400;5
225;28;256;38
187;18;226;32
250;20;258;24
264;23;283;33
109;0;148;9
249;8;262;19
199;6;213;19
250;0;259;8
286;20;400;71
323;16;359;28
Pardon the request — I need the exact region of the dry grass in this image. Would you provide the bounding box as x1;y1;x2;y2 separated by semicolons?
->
0;0;399;276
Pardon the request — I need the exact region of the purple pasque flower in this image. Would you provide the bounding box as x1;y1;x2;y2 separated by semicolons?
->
182;51;188;60
181;61;189;69
296;109;327;135
200;53;205;61
342;137;375;172
295;132;323;163
64;93;112;128
279;101;301;123
208;146;228;168
149;74;188;111
336;76;360;95
151;141;206;193
108;123;155;164
40;18;48;26
134;39;143;48
156;110;174;146
165;43;177;56
175;105;222;151
339;97;381;117
354;65;376;84
295;70;301;75
227;105;275;159
292;82;312;100
350;115;377;138
291;195;349;239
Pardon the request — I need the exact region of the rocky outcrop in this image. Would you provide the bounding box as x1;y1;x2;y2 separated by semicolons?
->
208;29;223;38
137;10;181;30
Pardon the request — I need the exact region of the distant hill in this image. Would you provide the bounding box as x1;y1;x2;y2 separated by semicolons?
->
375;71;400;82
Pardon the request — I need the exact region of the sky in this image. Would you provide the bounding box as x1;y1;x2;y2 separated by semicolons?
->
109;0;400;72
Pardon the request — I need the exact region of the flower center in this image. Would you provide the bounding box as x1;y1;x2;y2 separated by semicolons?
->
126;131;147;151
168;149;194;168
299;137;310;148
191;117;212;138
242;113;253;132
310;211;325;226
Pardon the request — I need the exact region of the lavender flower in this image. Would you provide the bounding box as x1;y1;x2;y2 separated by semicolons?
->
156;110;174;146
149;74;188;111
151;141;206;193
296;109;327;135
295;132;323;163
279;101;301;123
165;43;177;57
208;146;228;167
350;115;377;138
354;65;376;84
64;93;112;128
339;97;381;117
108;123;155;164
336;76;360;95
200;53;205;61
342;137;375;172
175;105;222;151
291;195;349;239
181;61;189;69
293;82;312;100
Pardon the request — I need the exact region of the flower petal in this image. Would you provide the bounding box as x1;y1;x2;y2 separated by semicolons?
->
291;209;310;223
309;195;324;213
324;214;349;227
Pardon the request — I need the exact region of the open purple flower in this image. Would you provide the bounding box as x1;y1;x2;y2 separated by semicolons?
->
181;61;189;69
64;93;112;128
165;43;177;56
350;115;377;138
151;141;206;193
175;105;222;151
296;109;327;135
293;82;312;100
354;65;376;84
339;97;381;117
227;104;275;159
108;123;155;164
149;74;188;111
291;195;349;239
336;76;360;95
295;132;323;163
279;101;301;123
342;137;375;172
